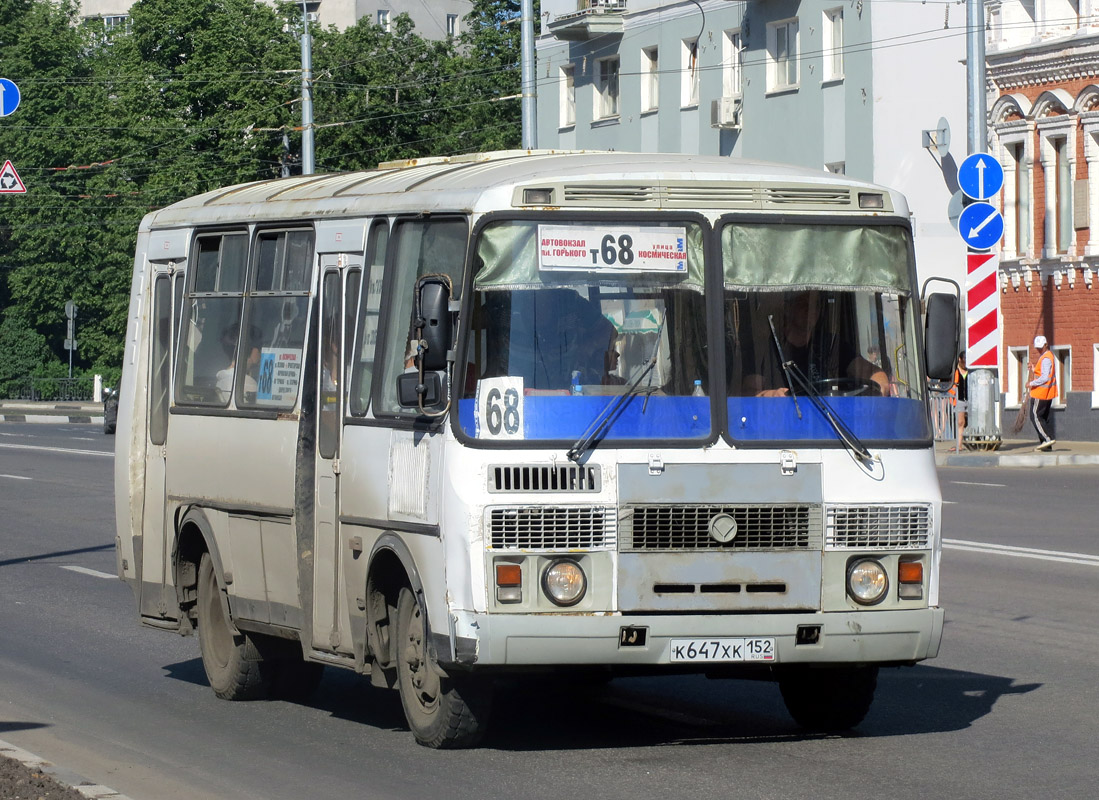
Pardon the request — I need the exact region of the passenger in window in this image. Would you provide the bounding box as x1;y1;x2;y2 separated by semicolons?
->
215;324;239;403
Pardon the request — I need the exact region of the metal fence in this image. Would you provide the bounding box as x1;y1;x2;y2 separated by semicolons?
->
2;377;95;402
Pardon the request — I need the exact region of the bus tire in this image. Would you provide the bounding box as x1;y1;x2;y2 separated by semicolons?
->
196;553;270;701
395;586;492;749
778;665;878;732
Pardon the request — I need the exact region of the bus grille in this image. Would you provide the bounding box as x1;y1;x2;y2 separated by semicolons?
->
488;506;616;550
488;464;601;493
825;504;932;550
620;504;820;551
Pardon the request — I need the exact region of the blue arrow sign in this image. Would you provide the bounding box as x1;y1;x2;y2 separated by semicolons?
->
958;153;1004;201
0;78;20;117
958;201;1004;251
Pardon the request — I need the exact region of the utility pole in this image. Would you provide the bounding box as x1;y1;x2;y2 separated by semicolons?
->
964;0;1002;446
300;2;315;175
520;0;537;149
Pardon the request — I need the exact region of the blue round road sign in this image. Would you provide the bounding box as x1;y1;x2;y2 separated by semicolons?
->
958;153;1004;201
958;201;1004;251
0;78;20;118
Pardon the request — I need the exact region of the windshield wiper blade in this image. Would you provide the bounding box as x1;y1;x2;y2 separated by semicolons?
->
567;356;657;463
767;315;874;465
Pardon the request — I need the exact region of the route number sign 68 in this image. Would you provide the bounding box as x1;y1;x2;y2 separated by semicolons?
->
477;377;524;439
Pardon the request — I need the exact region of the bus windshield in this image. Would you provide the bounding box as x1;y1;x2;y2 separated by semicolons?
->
723;222;929;443
458;219;711;443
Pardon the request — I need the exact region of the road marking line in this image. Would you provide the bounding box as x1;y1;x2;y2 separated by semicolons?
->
0;442;112;458
944;538;1099;567
61;565;117;580
0;473;31;480
950;480;1006;487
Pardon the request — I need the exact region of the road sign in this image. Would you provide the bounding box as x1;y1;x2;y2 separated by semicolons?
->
0;160;25;193
0;78;19;117
65;300;77;319
958;201;1004;251
958;153;1004;201
63;338;77;351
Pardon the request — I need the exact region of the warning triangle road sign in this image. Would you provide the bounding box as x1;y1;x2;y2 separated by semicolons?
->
0;160;26;193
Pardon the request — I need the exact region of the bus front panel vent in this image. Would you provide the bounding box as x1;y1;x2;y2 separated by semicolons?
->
825;504;932;550
488;464;601;493
620;504;821;551
487;506;616;550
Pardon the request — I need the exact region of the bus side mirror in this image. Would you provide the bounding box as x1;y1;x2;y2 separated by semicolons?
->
416;277;452;372
924;292;959;381
397;371;443;408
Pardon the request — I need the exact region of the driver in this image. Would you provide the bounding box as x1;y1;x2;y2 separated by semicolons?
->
739;290;888;397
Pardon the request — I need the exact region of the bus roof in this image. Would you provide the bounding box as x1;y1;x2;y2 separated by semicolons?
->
141;150;907;230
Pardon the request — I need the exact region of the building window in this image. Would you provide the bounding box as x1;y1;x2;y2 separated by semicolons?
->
560;65;576;128
723;30;742;97
1052;345;1071;407
1054;136;1073;254
377;10;391;31
1004;140;1030;258
642;47;659;112
1007;346;1029;408
767;19;799;92
1092;343;1099;408
823;8;844;81
595;57;620;120
826;162;846;175
447;13;458;37
682;39;700;107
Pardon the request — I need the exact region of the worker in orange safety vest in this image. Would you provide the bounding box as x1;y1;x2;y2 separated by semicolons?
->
1027;335;1057;451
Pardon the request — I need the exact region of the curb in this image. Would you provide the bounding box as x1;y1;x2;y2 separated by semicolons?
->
0;414;103;424
936;452;1099;467
0;738;133;800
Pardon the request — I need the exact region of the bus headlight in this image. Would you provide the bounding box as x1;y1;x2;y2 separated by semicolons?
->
542;559;586;606
847;559;888;605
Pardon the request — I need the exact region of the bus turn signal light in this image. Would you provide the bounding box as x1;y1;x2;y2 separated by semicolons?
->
496;563;522;586
898;562;923;584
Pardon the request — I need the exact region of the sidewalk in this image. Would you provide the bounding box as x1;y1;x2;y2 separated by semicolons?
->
0;400;103;424
935;437;1099;467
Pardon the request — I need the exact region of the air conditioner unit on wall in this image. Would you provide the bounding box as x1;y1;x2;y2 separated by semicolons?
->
711;96;743;130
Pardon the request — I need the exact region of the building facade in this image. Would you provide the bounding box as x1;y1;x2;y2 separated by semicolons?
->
78;0;470;38
988;1;1099;440
536;0;970;288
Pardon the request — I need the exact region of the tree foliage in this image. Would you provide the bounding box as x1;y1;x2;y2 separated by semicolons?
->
0;0;525;388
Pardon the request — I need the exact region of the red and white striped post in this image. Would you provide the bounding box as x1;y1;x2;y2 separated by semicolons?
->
965;252;1000;368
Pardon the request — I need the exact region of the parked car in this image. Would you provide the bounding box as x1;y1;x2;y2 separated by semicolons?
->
103;387;118;435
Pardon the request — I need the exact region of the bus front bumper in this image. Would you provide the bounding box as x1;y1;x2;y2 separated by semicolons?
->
438;606;944;669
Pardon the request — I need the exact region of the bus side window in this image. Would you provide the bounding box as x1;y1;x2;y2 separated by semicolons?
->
349;221;389;416
376;217;468;416
237;229;314;409
175;233;247;407
149;275;172;445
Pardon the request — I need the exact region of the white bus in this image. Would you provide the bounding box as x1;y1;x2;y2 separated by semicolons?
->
115;151;959;748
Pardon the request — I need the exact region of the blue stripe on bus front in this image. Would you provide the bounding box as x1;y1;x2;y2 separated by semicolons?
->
457;396;927;441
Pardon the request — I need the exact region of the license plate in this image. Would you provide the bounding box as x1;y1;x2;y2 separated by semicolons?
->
668;637;776;663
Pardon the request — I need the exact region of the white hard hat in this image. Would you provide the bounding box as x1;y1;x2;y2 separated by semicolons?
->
1034;335;1047;349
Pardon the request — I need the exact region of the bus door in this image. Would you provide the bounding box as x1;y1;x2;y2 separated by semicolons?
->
312;255;362;653
140;264;184;619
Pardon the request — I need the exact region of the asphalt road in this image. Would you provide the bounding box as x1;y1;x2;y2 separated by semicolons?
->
0;422;1096;799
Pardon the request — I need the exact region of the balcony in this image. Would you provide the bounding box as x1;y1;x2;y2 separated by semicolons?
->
548;1;626;42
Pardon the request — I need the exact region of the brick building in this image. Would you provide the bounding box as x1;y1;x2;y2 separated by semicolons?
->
988;3;1099;440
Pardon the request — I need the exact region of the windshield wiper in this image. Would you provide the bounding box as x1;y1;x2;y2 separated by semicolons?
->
767;315;874;465
566;356;657;463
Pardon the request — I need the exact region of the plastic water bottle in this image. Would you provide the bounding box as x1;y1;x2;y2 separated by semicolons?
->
692;379;705;397
571;370;583;395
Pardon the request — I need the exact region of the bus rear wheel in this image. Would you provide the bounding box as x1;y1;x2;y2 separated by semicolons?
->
395;586;492;748
778;665;878;732
196;553;270;700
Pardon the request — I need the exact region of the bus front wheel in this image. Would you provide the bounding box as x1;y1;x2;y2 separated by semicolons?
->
395;586;492;748
196;553;270;701
778;665;878;732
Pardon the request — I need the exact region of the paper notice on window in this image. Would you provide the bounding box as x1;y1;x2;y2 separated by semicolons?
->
256;348;302;406
538;225;688;273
